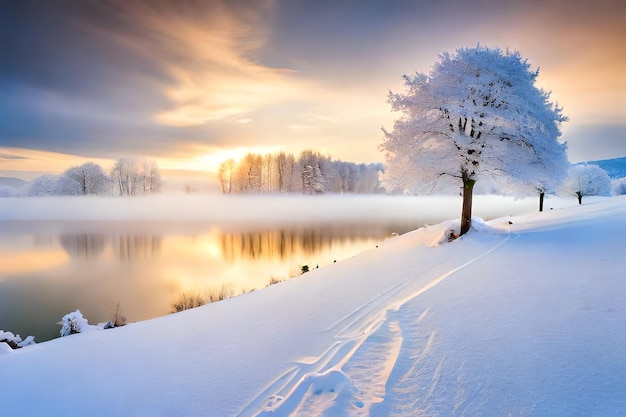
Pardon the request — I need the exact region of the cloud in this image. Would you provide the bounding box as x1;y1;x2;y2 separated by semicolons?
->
0;0;314;156
82;0;313;127
1;0;624;169
0;147;114;176
563;124;626;162
0;153;27;161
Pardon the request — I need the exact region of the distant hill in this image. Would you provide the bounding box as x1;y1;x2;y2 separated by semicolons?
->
0;176;29;189
576;157;626;179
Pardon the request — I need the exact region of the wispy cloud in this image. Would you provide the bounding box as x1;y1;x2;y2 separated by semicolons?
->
1;0;624;172
90;1;312;127
0;152;27;161
0;147;113;175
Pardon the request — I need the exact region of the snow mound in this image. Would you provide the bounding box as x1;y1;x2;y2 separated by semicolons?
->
0;342;13;355
0;330;21;345
0;330;36;349
59;310;99;336
394;216;505;248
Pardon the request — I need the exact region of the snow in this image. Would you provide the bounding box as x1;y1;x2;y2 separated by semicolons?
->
59;310;100;337
0;330;36;351
1;196;626;416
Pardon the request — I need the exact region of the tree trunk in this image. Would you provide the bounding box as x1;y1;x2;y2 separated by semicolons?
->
460;172;475;236
539;191;545;212
576;191;582;205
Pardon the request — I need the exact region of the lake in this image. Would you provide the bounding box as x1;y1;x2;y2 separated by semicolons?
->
0;219;420;342
0;194;542;343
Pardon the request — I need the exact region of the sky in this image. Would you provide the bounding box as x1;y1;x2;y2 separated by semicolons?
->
1;0;625;180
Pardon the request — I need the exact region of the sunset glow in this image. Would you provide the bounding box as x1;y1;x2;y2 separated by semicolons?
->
0;147;115;179
1;0;625;180
157;146;282;174
0;249;69;275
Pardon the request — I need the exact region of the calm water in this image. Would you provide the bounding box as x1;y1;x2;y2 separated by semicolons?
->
0;220;418;342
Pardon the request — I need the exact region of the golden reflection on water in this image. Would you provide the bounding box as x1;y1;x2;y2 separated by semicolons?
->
0;221;411;342
0;248;69;275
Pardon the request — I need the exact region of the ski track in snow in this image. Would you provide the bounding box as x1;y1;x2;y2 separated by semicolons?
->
238;231;511;416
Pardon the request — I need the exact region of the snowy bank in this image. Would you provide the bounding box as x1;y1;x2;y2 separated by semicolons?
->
1;196;625;416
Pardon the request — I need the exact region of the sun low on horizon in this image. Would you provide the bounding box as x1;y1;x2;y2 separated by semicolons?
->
157;146;285;175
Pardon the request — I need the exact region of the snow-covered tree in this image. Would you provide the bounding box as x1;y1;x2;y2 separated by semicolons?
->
275;152;295;193
232;153;263;193
612;177;626;196
299;150;329;194
140;159;162;194
218;159;235;194
111;158;161;196
381;45;568;235
561;164;611;204
111;158;138;196
22;174;63;196
0;185;18;197
62;162;109;195
215;151;383;194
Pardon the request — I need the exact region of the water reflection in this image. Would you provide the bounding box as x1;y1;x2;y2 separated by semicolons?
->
0;220;414;343
112;234;161;262
59;234;107;260
219;223;404;261
58;233;162;261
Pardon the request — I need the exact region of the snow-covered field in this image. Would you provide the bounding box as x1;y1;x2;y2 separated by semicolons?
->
1;195;625;416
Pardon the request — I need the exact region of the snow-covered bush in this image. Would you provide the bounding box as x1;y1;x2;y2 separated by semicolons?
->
22;174;63;196
612;177;626;196
60;310;96;336
0;330;36;350
0;185;18;197
19;162;111;196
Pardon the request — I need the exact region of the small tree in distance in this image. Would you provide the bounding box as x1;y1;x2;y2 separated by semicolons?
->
111;157;162;196
561;164;611;204
62;162;109;195
381;45;568;235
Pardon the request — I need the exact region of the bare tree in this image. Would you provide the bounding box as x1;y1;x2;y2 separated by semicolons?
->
111;158;161;196
141;159;162;194
218;159;235;194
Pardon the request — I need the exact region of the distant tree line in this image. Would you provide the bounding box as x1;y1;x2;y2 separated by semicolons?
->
217;150;384;194
20;158;162;197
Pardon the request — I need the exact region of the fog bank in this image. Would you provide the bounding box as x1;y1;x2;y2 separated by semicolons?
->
0;194;570;226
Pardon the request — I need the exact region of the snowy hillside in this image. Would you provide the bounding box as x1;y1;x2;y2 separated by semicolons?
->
1;196;626;416
0;177;27;189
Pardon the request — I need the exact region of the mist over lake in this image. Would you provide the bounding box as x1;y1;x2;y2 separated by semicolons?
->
0;194;546;342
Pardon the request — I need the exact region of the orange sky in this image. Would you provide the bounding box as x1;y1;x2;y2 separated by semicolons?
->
1;0;625;180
